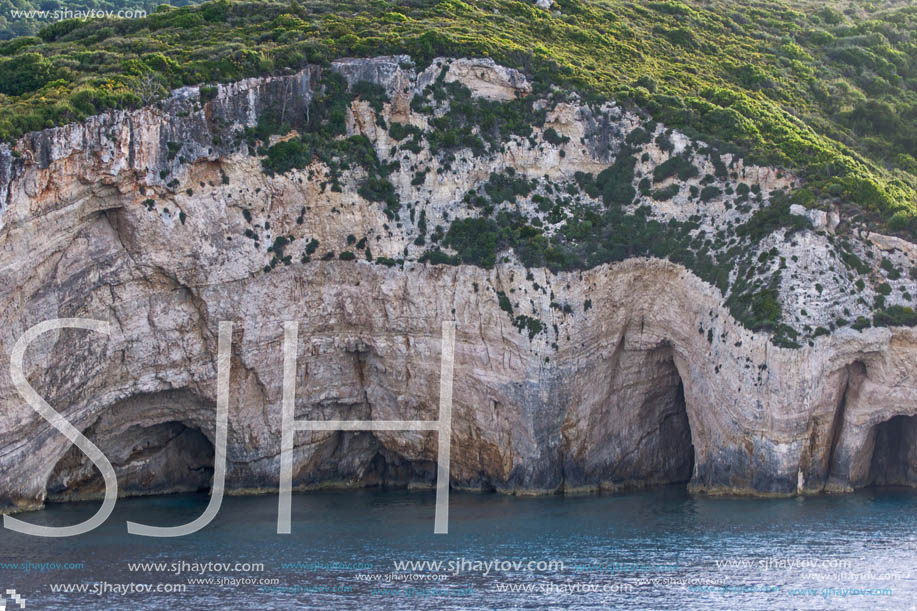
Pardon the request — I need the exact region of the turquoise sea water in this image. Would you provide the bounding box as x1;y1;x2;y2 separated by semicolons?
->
2;487;916;610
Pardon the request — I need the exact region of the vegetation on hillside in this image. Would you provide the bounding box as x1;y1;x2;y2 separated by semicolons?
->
0;0;914;237
245;67;914;346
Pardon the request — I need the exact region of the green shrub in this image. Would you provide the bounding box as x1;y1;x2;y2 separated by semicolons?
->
652;154;697;183
574;172;600;198
596;148;637;207
262;140;311;176
482;170;533;205
514;314;544;339
359;175;398;210
699;185;722;202
199;85;218;102
543;127;569;146
736;193;811;240
496;290;513;315
625;128;652;146
0;53;53;96
873;306;917;328
425;249;459;265
389;121;423;141
351;80;388;113
652;184;680;201
444;217;499;268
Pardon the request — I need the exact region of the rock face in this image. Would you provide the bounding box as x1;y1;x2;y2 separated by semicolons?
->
0;56;915;513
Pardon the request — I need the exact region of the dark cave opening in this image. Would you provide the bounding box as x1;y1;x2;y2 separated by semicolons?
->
867;415;917;488
626;344;696;488
294;429;441;491
665;378;695;484
646;371;695;487
47;421;215;502
360;445;438;489
595;344;696;491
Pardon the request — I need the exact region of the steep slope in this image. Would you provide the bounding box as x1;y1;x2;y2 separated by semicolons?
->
0;57;914;512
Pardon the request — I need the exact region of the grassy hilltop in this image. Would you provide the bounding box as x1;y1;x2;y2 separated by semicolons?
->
0;0;914;236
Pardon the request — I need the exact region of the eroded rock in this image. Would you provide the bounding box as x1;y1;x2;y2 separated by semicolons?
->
0;57;915;513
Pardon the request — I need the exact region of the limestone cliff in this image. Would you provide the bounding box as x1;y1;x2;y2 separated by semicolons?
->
0;56;915;512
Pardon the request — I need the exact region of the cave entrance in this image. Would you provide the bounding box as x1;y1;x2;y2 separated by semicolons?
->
866;415;917;488
300;430;439;489
361;444;438;488
47;421;215;502
598;343;695;490
638;349;695;487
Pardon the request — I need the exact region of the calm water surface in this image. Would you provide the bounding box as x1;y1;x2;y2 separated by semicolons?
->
2;487;916;610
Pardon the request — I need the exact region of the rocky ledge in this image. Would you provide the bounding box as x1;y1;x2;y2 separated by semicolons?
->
0;56;915;512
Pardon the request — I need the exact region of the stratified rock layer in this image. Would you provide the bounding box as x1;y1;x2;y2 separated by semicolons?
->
0;57;915;512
